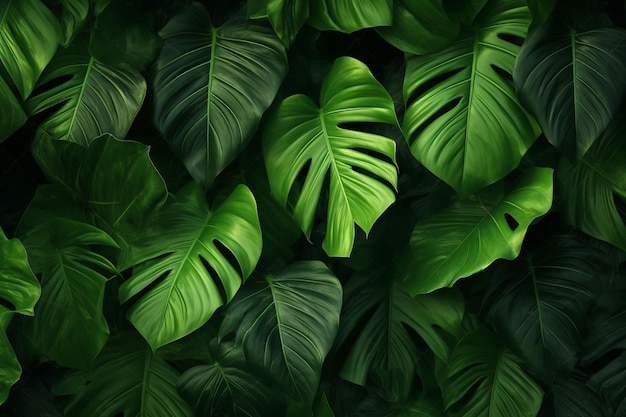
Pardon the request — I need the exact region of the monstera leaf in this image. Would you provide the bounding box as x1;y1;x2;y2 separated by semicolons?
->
442;329;544;417
403;0;540;195
398;167;553;295
54;333;194;417
0;0;60;98
25;43;146;146
263;56;398;257
514;16;626;160
307;0;392;33
153;2;287;188
558;111;626;252
0;228;40;405
220;261;342;405
484;235;609;382
0;75;27;142
119;183;262;350
376;0;459;55
333;268;464;400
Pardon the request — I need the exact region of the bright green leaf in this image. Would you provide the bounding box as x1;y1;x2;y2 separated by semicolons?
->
25;43;146;146
119;183;262;350
0;0;60;98
308;0;392;33
0;75;27;143
153;3;287;188
442;329;544;417
263;56;398;257
56;0;89;46
514;17;626;160
267;0;310;46
220;261;342;405
403;0;539;195
398;167;553;295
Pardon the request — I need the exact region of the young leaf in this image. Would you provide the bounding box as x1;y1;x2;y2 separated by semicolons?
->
153;2;288;188
219;261;342;405
266;0;310;46
263;56;398;257
403;0;540;196
398;167;553;295
25;43;146;146
307;0;392;33
514;17;626;160
119;183;262;350
0;75;27;143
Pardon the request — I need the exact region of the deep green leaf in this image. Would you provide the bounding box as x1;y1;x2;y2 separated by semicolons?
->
0;75;27;143
442;329;544;417
54;332;194;417
398;167;553;295
526;0;555;31
558;111;626;252
514;18;626;160
307;0;392;33
153;2;287;188
263;56;398;257
443;0;488;25
403;0;539;195
376;0;459;55
220;261;342;404
267;0;310;46
56;0;89;46
25;43;146;146
119;183;262;350
538;373;608;417
0;0;60;98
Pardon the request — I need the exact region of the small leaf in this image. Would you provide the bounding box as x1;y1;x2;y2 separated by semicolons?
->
308;0;392;33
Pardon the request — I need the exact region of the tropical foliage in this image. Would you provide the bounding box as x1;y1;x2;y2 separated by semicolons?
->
1;0;625;416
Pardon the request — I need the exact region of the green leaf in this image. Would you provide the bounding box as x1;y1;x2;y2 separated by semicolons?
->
267;0;310;46
376;0;459;55
443;0;488;25
558;111;626;252
119;183;262;350
539;373;608;417
0;0;60;98
25;43;146;146
307;0;392;33
220;261;342;405
56;0;89;46
54;332;195;417
442;329;544;417
0;75;27;142
398;167;553;295
17;215;117;369
263;56;398;257
403;0;539;195
153;2;287;188
334;268;464;398
513;17;626;160
0;228;40;404
526;0;555;31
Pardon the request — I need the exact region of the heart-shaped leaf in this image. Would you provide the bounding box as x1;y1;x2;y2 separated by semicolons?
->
153;2;287;188
219;261;342;405
403;0;539;195
398;167;553;295
263;56;398;257
307;0;392;33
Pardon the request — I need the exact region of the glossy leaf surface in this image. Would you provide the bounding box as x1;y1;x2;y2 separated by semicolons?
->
267;0;310;45
57;0;89;45
308;0;392;33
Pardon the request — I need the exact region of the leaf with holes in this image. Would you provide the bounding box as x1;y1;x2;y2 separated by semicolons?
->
397;167;553;295
153;2;287;188
514;17;626;160
403;0;539;196
307;0;392;33
0;75;27;143
25;42;146;146
0;228;40;404
53;332;195;417
333;268;464;400
119;183;262;350
442;329;544;417
263;56;398;257
219;261;342;405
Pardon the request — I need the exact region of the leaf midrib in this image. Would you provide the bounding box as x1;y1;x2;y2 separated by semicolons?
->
67;56;95;143
206;27;218;171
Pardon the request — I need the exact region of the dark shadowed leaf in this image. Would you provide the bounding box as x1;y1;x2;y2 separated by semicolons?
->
443;0;488;25
55;0;89;46
0;75;27;143
307;0;392;33
266;0;310;46
538;373;608;417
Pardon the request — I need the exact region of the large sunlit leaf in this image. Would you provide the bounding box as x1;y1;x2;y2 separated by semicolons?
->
153;2;287;188
220;261;342;405
119;183;262;350
0;75;27;142
25;43;146;146
403;0;539;196
307;0;392;33
0;0;60;98
514;16;626;160
442;329;544;417
0;228;40;404
263;56;398;257
398;167;553;295
558;111;626;252
333;268;464;399
53;332;194;417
